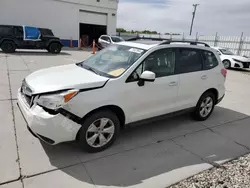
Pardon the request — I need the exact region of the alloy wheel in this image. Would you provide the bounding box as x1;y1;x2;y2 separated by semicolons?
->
86;118;115;148
199;96;213;118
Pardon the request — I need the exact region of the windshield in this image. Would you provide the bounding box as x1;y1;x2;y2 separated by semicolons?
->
219;49;234;55
111;36;124;43
77;45;145;78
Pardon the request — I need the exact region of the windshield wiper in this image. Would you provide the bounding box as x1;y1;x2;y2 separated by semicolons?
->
85;66;100;75
78;63;100;75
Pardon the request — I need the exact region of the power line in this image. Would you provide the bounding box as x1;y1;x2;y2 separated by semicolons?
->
189;4;199;36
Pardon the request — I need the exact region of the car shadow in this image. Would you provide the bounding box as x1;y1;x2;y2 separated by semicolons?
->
229;68;250;73
41;106;250;187
0;50;71;56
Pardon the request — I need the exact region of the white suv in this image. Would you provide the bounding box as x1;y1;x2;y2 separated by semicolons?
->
98;35;124;49
17;38;226;152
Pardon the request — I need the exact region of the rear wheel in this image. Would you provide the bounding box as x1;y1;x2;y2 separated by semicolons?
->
193;92;216;121
223;60;231;69
78;110;120;153
48;43;61;54
1;41;16;53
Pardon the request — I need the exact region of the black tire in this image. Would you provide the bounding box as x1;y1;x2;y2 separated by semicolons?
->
1;41;16;53
48;43;61;54
78;110;120;153
223;60;231;69
193;92;216;121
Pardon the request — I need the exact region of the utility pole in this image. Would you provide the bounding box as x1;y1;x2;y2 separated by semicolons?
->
189;4;199;36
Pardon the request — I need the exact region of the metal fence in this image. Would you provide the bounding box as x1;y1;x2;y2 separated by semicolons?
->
117;32;250;57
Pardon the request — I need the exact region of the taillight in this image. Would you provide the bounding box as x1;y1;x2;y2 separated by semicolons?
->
221;68;227;78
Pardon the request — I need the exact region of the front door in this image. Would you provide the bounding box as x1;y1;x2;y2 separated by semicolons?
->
124;48;179;123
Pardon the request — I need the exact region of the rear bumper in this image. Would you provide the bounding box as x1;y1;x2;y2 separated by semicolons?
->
17;89;81;145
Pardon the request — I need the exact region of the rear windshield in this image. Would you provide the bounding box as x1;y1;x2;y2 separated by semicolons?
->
39;28;54;36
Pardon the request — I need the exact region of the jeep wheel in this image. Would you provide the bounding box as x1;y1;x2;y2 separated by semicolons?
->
49;43;61;54
1;41;16;53
79;110;120;153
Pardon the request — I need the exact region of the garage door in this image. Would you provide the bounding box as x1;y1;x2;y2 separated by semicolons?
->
79;10;107;26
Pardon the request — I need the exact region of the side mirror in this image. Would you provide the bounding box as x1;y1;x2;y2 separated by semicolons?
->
217;51;221;56
138;71;156;86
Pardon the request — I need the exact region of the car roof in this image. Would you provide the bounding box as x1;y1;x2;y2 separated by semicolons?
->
118;40;214;51
117;41;159;50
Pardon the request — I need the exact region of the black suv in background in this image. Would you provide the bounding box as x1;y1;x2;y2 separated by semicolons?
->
0;25;63;53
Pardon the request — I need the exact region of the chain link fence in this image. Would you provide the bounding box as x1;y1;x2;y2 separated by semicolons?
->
117;32;250;57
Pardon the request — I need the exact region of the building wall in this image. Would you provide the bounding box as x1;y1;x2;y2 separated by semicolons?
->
0;0;118;46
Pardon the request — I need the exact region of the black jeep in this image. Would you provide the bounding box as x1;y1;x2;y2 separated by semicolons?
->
0;25;63;54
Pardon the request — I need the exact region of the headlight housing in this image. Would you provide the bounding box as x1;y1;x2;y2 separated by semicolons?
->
36;89;79;110
232;58;241;63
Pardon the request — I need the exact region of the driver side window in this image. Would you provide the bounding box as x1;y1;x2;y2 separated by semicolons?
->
126;48;176;82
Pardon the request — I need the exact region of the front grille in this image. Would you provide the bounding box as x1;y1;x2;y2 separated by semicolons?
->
242;62;250;68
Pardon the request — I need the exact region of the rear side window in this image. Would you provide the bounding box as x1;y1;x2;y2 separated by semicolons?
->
176;48;202;74
0;26;13;36
14;26;23;36
201;50;218;70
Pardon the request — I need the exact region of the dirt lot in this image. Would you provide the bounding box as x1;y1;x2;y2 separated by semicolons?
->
1;50;250;188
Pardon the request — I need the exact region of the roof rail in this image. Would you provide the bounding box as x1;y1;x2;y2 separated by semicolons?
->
126;37;210;47
160;40;210;47
127;36;169;41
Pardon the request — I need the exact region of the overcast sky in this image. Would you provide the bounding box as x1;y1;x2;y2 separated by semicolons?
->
117;0;250;36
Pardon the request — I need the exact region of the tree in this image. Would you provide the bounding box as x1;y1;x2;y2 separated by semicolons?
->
116;28;126;33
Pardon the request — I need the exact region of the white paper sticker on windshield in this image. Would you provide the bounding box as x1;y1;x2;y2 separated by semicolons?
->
129;48;143;54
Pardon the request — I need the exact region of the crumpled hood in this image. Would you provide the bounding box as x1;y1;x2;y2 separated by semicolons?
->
25;64;109;94
230;55;250;62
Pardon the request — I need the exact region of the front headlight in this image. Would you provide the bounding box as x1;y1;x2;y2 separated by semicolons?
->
232;58;241;63
36;89;79;110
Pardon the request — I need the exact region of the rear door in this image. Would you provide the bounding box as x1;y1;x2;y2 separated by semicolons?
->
175;48;207;110
13;26;24;47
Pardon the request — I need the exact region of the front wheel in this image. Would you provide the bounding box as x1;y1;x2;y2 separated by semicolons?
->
223;60;231;69
193;92;216;121
78;110;120;153
48;43;62;54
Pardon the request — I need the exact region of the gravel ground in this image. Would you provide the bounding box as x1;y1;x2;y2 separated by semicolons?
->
169;152;250;188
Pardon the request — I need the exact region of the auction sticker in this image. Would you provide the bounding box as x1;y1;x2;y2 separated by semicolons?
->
129;48;144;54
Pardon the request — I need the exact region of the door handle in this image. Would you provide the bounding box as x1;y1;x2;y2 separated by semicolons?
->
168;81;178;86
201;75;208;80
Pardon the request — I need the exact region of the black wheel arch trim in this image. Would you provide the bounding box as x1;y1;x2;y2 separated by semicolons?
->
46;39;63;48
0;38;19;47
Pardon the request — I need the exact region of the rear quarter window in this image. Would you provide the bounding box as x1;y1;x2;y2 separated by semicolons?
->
201;50;219;70
0;26;13;36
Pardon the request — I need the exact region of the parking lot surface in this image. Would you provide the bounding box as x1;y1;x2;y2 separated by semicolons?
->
1;50;250;188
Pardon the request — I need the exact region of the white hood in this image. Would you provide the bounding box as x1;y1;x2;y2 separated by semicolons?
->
25;64;109;94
